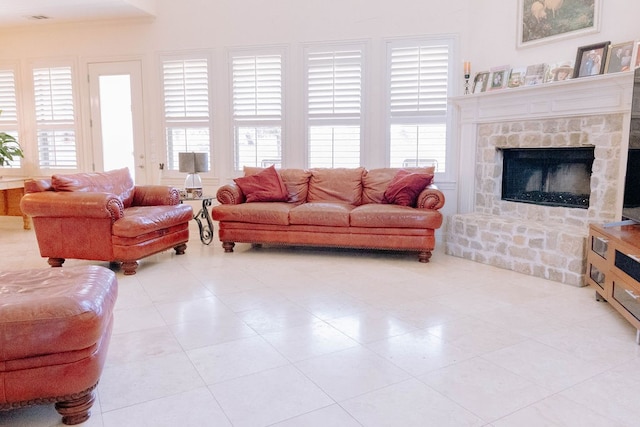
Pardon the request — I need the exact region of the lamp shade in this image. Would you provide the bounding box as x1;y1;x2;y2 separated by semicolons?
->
178;152;209;173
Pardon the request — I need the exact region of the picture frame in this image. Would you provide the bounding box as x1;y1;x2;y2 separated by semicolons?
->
548;61;574;82
635;41;640;69
472;71;490;94
488;65;509;91
524;63;549;86
573;41;610;78
605;41;635;74
517;0;601;49
508;67;527;88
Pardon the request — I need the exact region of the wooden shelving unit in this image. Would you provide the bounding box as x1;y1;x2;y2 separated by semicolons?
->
586;222;640;344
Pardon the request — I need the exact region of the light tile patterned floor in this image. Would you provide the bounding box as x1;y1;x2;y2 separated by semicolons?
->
1;216;639;426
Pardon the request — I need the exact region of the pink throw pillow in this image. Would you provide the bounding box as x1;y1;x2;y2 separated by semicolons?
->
383;170;434;206
234;165;288;202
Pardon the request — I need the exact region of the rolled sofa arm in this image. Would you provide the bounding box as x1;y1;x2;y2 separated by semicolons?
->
216;183;245;205
20;192;125;222
416;184;445;210
133;185;180;206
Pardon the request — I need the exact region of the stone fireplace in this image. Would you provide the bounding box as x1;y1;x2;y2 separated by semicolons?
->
445;73;633;286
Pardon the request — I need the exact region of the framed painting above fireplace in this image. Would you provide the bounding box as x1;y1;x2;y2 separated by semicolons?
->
517;0;601;48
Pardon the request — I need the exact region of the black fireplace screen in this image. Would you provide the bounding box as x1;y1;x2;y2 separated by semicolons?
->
501;147;595;209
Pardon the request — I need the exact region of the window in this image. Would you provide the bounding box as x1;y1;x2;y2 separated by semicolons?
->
387;38;452;173
162;56;211;171
0;66;20;168
231;51;282;170
305;44;363;168
33;66;77;169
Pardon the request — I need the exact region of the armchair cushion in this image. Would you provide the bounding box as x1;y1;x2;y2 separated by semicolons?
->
52;168;135;208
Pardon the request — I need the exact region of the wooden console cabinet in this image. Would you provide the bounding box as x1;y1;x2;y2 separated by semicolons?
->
586;223;640;344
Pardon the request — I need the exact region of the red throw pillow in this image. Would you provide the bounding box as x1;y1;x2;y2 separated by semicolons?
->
383;170;434;206
233;165;288;202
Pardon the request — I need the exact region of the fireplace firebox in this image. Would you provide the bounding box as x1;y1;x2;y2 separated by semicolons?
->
500;147;595;209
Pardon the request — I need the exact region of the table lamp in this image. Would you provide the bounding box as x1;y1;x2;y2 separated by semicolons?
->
178;152;208;198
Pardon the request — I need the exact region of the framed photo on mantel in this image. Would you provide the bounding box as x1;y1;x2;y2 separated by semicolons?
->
573;41;610;78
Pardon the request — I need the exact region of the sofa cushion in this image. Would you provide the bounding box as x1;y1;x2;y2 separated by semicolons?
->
244;167;312;203
362;167;435;204
289;202;353;227
307;167;365;205
350;204;443;229
51;167;135;208
234;165;288;203
383;170;434;207
211;202;292;225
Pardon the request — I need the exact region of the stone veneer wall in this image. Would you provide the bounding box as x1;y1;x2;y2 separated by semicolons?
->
445;114;624;286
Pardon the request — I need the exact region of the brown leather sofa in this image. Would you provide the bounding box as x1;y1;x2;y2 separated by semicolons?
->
0;265;117;425
212;166;445;262
20;168;193;275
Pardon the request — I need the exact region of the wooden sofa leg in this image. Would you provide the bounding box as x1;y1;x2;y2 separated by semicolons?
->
54;387;96;425
418;250;432;263
222;242;235;252
174;243;187;255
48;257;65;268
121;261;138;275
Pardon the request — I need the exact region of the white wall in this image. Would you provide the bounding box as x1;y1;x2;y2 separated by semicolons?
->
0;0;637;220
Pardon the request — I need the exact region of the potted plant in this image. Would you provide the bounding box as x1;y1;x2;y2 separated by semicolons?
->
0;110;24;167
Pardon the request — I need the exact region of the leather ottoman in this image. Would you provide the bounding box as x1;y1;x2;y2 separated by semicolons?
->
0;265;118;425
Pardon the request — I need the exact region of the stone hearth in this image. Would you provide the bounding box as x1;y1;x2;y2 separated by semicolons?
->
445;73;633;286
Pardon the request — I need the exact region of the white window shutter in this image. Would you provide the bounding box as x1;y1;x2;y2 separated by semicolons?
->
231;51;283;170
306;45;363;168
33;66;77;169
0;69;18;122
162;57;212;171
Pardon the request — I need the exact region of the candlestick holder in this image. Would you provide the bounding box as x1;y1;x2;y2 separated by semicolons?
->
464;73;470;95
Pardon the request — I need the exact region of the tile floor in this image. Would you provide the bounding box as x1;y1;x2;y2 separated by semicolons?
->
1;216;640;426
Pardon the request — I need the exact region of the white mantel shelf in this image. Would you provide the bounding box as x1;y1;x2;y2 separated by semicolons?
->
450;71;635;214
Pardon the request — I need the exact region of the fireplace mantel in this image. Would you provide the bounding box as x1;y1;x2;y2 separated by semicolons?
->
451;72;634;213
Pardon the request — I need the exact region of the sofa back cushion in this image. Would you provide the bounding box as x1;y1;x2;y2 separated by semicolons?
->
362;167;435;204
383;170;434;206
243;167;312;203
307;167;365;205
51;167;135;208
234;165;288;203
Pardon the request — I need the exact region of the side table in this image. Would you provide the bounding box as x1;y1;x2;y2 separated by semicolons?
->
180;196;214;245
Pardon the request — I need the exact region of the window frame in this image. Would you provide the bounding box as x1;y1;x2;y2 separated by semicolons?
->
303;40;367;169
29;59;81;173
0;62;23;172
159;51;214;177
385;36;456;181
228;46;286;172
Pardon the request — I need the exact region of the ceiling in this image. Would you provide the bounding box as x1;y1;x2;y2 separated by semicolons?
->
0;0;156;28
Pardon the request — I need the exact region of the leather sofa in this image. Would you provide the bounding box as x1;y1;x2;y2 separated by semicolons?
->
20;168;193;275
0;265;117;425
212;166;445;262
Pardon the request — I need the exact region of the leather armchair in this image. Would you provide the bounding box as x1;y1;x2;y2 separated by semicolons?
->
20;168;193;275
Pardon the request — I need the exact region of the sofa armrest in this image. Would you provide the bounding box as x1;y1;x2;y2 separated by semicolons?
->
416;184;445;210
133;186;180;206
216;183;245;205
20;192;124;221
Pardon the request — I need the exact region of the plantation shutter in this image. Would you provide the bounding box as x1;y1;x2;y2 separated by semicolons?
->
0;68;20;168
389;44;449;119
0;69;18;122
387;40;451;172
231;52;283;170
33;66;77;169
232;55;282;119
162;57;211;171
306;46;363;168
